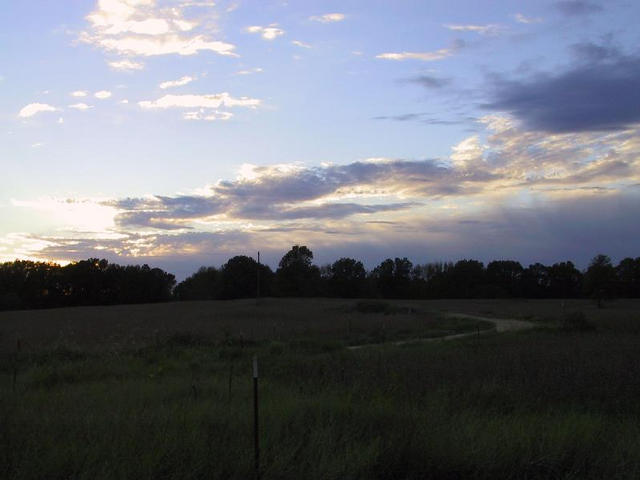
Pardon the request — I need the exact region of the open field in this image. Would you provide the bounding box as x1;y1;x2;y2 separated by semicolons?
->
2;298;640;479
0;298;500;353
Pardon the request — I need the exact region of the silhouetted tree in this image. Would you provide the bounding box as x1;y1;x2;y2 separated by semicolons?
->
521;263;550;298
0;258;175;310
371;257;414;298
584;254;616;308
450;259;485;298
220;255;273;299
485;260;524;297
275;245;321;296
547;261;582;298
174;267;220;301
616;257;640;298
328;257;366;298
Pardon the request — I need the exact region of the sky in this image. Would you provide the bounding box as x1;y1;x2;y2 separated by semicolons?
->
1;0;640;280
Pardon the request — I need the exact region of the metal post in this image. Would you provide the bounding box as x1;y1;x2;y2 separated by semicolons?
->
256;251;261;304
253;355;260;480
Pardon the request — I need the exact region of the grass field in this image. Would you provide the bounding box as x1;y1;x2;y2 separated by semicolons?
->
1;298;640;479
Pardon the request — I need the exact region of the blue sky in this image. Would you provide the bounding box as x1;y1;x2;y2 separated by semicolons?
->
2;0;640;279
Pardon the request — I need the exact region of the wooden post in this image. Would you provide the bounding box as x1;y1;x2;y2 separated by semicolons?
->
253;355;260;480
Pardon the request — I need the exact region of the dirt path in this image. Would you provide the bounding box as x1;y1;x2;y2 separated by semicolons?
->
347;313;536;350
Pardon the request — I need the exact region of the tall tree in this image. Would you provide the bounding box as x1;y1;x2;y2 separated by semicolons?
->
486;260;524;297
221;255;273;299
584;254;616;308
616;257;640;298
328;257;366;298
275;245;321;297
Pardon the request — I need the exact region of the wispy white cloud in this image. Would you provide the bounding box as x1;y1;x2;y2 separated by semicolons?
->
139;93;261;110
246;24;284;40
70;90;89;97
183;110;233;121
309;13;346;23
444;24;504;35
292;40;312;49
235;67;263;75
108;59;145;70
18;103;57;118
68;103;94;110
159;75;194;89
86;34;237;57
514;13;543;24
376;40;464;61
95;90;112;99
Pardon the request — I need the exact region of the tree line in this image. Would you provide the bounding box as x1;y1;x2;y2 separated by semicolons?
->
0;259;175;310
1;247;638;310
175;247;640;305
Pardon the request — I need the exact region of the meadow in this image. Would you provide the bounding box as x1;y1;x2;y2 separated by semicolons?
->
1;298;640;479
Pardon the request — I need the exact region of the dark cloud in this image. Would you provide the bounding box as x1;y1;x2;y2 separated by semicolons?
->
104;158;500;230
571;41;619;63
554;1;602;16
284;202;417;219
373;113;426;121
27;191;640;280
373;112;462;125
110;195;228;230
409;75;452;89
486;48;640;132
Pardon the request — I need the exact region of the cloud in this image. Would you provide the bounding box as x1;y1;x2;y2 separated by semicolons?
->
246;24;284;40
18;103;57;118
68;103;94;110
514;13;543;24
71;90;89;97
486;47;640;132
444;24;503;35
80;0;237;58
95;90;112;99
14;189;640;276
88;34;237;56
377;40;465;61
235;67;263;75
183;110;233;121
105;116;640;230
138;93;260;110
8;114;640;271
108;59;144;70
373;113;462;125
309;13;346;23
554;1;602;15
408;75;452;89
159;75;194;89
292;40;311;49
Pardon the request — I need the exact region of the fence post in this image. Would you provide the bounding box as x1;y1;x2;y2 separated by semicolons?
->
253;355;260;480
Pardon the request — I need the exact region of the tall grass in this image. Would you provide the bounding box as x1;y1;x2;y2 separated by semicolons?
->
3;322;640;479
